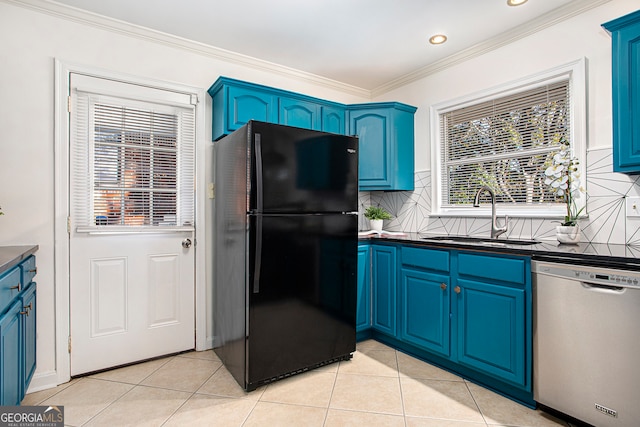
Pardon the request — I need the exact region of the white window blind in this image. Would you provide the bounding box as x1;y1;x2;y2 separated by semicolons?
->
72;81;195;232
440;79;570;208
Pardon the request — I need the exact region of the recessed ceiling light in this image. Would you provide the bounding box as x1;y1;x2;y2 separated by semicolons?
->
429;34;447;45
507;0;528;6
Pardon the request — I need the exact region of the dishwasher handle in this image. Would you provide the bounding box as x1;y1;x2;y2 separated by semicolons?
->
581;282;624;293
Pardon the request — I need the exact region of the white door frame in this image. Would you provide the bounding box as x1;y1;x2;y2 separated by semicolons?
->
53;59;208;386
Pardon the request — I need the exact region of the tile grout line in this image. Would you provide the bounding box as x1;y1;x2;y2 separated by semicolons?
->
159;359;224;426
78;381;136;427
463;380;490;427
394;350;410;427
320;362;340;426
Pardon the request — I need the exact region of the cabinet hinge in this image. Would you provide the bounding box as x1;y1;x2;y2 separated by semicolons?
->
67;216;71;234
68;336;72;353
67;96;72;113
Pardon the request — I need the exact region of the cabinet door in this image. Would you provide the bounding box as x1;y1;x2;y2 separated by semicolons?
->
371;245;397;336
0;299;22;405
226;86;277;133
604;11;640;173
321;106;345;135
356;245;370;332
455;278;526;388
350;109;392;190
400;268;450;357
0;268;21;310
21;283;36;391
279;97;320;130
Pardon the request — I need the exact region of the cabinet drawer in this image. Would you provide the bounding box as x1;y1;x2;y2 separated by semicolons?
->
402;246;450;273
0;268;21;311
20;255;37;285
458;253;525;284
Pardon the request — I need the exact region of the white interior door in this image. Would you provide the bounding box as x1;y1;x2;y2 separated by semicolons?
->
68;73;196;375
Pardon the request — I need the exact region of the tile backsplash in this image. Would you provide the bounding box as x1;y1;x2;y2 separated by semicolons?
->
359;148;640;245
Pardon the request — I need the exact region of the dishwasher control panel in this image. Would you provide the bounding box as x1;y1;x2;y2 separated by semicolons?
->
533;262;640;289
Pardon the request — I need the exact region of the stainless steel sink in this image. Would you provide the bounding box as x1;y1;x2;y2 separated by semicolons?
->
421;236;539;246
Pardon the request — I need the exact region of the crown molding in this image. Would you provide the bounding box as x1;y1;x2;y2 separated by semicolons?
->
4;0;613;99
371;0;613;98
3;0;372;98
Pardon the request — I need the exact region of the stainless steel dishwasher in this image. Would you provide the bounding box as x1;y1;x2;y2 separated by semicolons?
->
533;259;640;427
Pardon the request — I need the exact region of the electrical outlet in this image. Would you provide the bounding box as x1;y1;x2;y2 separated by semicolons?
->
626;196;640;217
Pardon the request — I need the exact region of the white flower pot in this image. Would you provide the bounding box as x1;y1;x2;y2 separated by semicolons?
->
556;225;581;244
369;219;383;232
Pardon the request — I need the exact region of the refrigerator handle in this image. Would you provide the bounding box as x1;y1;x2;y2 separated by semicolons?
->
252;133;263;293
254;133;263;213
253;214;263;294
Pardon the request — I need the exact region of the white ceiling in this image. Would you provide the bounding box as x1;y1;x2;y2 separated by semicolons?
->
47;0;608;92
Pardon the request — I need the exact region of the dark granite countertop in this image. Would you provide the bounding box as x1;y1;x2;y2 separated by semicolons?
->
0;245;39;276
359;232;640;270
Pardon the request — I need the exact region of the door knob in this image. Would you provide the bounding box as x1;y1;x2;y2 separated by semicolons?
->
440;283;447;290
182;238;192;249
454;286;461;294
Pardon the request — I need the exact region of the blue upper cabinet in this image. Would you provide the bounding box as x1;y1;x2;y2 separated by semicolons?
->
321;105;346;135
210;82;277;140
209;77;416;191
603;10;640;173
279;97;321;130
347;103;416;191
209;77;344;140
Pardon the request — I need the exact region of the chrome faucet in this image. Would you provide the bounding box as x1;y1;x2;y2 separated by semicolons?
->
473;186;508;239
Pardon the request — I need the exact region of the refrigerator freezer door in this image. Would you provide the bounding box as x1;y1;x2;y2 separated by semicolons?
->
249;121;358;214
247;213;357;390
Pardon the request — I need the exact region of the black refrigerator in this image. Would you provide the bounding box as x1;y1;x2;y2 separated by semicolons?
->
213;121;358;391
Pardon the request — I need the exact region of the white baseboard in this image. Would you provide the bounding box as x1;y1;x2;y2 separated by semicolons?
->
25;370;65;394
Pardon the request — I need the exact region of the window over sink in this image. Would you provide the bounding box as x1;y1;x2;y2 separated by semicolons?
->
430;58;586;218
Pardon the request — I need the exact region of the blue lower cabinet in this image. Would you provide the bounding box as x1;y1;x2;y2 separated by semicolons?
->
371;245;397;336
0;299;23;406
356;245;371;333
0;252;37;405
356;243;532;405
22;283;36;391
400;268;450;357
455;278;526;387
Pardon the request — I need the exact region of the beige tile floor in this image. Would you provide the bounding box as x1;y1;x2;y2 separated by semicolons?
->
22;340;570;427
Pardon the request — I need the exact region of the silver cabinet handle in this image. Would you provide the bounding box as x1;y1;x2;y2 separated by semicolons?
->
182;239;192;249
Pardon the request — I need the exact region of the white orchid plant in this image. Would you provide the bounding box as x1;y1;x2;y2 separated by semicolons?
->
543;138;585;226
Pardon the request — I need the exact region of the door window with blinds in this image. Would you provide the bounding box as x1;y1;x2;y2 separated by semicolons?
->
432;60;586;216
71;74;196;232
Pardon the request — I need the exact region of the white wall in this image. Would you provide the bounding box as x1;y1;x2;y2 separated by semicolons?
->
0;0;369;392
376;0;638;171
368;0;640;244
